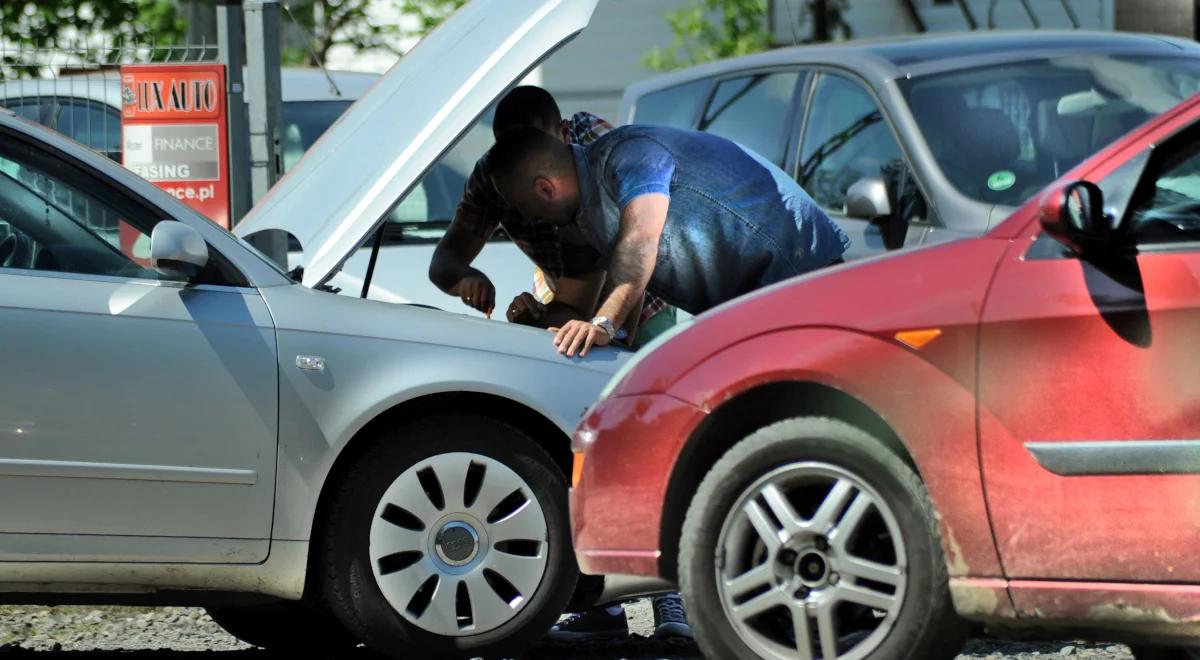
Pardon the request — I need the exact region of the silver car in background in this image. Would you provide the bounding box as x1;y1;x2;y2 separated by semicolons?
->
0;1;618;658
620;31;1200;260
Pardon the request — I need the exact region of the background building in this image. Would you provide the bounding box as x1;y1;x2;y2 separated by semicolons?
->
321;0;1116;119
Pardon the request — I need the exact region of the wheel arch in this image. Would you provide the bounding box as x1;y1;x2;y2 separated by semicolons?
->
657;380;915;581
302;390;573;596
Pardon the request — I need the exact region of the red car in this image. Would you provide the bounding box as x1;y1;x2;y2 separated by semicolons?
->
571;94;1200;660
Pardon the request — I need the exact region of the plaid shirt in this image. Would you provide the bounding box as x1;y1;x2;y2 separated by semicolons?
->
457;112;668;324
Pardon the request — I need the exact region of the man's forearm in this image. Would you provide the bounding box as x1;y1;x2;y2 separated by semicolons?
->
542;301;587;328
429;255;473;294
595;232;657;328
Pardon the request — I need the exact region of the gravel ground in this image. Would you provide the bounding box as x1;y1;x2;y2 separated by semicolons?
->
0;603;1136;659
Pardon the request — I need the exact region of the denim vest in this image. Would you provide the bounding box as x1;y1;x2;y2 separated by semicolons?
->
572;125;849;314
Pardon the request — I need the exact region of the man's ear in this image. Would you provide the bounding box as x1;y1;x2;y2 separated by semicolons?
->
534;176;557;202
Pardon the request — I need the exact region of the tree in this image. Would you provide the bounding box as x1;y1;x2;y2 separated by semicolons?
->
280;0;466;67
645;0;852;71
0;1;186;49
0;1;468;72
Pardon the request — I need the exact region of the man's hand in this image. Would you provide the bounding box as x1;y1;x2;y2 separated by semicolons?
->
507;292;547;325
550;319;611;357
456;274;496;315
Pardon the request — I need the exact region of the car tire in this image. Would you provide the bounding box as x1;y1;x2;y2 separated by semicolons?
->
205;600;357;653
320;414;576;659
1131;646;1200;659
679;417;969;660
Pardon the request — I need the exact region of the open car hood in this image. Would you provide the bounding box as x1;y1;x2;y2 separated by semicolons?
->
234;0;599;288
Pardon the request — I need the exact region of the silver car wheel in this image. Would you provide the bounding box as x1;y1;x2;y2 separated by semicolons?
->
368;451;549;637
716;462;907;660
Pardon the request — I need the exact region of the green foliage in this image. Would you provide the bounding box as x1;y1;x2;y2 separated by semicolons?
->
400;0;468;35
644;0;853;72
644;0;773;72
279;0;467;66
0;1;186;49
281;0;396;66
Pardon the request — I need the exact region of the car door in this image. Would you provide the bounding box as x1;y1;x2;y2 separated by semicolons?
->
978;127;1200;585
0;131;277;563
796;71;929;260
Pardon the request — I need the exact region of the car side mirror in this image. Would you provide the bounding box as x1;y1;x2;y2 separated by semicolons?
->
844;176;892;220
1039;180;1118;258
151;221;209;281
847;176;908;250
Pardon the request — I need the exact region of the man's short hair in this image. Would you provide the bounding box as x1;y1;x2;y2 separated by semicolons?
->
489;126;574;201
494;86;562;137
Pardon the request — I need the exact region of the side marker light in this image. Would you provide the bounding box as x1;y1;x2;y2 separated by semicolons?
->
572;452;586;488
895;328;942;350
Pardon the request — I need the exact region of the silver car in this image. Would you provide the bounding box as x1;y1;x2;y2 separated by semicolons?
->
620;31;1200;260
0;1;621;657
0;69;538;316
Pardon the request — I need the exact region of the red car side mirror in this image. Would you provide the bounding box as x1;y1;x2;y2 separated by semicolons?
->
1039;180;1117;258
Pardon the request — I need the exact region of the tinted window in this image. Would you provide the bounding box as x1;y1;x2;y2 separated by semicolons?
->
698;72;800;165
902;55;1200;206
800;74;904;211
0;135;241;285
631;79;710;129
1129;141;1200;245
281;100;353;172
4;98;121;160
379;112;498;245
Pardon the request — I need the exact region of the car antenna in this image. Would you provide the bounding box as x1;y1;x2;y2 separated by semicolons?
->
781;0;802;46
282;1;343;97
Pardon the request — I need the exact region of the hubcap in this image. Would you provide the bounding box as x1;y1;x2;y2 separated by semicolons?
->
435;521;480;566
715;462;907;660
369;452;549;637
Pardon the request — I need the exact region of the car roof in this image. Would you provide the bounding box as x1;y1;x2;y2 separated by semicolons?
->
0;67;378;108
625;30;1200;94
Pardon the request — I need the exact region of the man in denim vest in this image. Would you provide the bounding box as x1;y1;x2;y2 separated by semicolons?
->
490;124;850;356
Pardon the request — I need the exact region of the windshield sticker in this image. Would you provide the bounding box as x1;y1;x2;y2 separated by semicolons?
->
988;170;1016;192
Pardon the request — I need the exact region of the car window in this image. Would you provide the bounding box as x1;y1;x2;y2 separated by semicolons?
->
698;71;800;166
281;100;353;173
902;55;1200;206
1128;140;1200;245
4;97;121;161
377;111;499;246
0;136;240;285
631;79;710;129
799;73;906;213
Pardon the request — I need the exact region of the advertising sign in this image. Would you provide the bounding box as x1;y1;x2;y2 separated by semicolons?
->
120;64;230;230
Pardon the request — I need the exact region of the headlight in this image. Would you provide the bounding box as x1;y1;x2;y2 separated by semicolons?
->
598;318;694;400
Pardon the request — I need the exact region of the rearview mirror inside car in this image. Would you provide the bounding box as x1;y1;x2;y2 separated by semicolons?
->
1039;180;1119;258
151;221;209;281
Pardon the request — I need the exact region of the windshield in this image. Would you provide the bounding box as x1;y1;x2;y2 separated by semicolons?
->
900;54;1200;206
281;100;354;172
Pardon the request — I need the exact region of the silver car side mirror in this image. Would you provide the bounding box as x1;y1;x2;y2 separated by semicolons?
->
844;176;892;220
151;221;209;281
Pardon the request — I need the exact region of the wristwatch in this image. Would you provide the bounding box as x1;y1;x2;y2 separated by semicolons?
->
591;316;616;340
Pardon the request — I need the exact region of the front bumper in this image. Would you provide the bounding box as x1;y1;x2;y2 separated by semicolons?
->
569;393;706;578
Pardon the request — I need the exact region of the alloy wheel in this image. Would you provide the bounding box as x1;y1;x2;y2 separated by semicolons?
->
716;461;907;659
368;452;549;637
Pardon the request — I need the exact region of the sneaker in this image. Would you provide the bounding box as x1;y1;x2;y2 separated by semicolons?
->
652;593;692;639
546;606;629;641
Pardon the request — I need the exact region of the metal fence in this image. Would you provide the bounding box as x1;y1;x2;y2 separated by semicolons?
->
0;42;220;255
0;42;219;163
